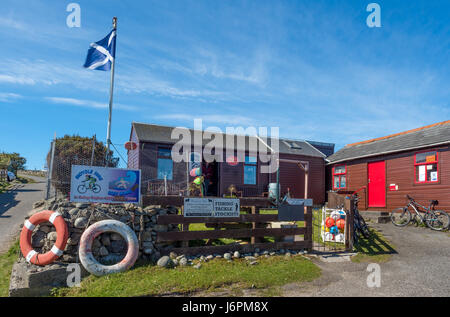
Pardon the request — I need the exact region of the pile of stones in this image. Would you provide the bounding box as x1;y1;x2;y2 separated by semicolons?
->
28;198;180;264
156;248;309;269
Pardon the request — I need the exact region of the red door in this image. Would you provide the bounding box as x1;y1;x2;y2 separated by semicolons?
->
368;161;386;208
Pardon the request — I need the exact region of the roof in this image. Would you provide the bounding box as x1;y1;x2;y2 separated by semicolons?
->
306;140;335;157
131;122;326;158
327;120;450;164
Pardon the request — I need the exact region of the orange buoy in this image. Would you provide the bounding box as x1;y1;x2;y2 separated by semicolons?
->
125;141;137;151
336;219;346;230
325;217;335;228
20;210;68;266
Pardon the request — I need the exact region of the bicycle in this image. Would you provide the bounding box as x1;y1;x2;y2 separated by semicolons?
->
391;195;450;231
347;194;370;242
77;181;101;194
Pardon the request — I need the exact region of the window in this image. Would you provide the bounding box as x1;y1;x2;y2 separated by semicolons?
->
333;165;347;189
158;148;172;158
414;151;438;183
244;155;257;185
157;147;173;180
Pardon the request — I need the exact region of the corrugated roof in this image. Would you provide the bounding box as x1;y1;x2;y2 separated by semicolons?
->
327;120;450;164
131;122;325;157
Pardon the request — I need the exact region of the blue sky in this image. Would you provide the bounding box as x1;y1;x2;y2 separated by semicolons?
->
0;0;449;170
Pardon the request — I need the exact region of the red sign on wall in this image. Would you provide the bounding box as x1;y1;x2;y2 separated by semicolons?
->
389;184;399;191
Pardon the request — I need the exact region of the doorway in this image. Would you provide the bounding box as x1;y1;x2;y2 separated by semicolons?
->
368;161;386;208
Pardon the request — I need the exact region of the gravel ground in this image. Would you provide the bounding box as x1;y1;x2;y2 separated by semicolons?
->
283;222;450;296
0;175;46;253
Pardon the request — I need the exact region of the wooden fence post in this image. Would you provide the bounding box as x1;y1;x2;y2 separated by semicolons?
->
305;206;313;251
345;198;354;251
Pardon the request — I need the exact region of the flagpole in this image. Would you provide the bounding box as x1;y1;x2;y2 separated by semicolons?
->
106;16;117;165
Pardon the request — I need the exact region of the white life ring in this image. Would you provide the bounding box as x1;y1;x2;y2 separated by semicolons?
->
79;220;139;276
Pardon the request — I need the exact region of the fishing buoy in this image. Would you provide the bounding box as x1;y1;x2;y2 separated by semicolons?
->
336;219;345;230
325;217;335;228
330;226;339;235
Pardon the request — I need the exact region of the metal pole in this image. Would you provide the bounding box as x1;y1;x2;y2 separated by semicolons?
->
276;157;280;206
46;137;56;200
106;17;117;164
90;134;96;166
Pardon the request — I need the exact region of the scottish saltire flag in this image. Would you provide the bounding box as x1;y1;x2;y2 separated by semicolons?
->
83;29;116;71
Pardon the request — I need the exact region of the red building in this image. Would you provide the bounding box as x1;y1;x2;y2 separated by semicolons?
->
327;120;450;212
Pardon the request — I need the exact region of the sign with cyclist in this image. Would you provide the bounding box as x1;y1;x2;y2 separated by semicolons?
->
70;165;141;204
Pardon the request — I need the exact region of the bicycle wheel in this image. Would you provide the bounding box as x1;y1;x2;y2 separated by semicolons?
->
391;207;411;227
424;210;450;231
92;184;101;193
77;184;87;194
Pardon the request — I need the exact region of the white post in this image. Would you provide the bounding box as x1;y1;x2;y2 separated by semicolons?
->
164;175;167;196
186;151;189;195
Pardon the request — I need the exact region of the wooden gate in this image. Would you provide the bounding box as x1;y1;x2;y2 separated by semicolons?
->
144;195;313;256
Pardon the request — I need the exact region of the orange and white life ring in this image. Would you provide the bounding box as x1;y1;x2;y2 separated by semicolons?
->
20;210;68;266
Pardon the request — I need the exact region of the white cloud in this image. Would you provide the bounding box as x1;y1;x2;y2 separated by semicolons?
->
155;113;257;126
0;92;22;102
45;97;137;112
189;47;270;86
0;58;225;101
0;17;26;31
0;74;36;85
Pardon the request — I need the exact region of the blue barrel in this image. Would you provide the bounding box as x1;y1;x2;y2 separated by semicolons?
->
268;183;279;200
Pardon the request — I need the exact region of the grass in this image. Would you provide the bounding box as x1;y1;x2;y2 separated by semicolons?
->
0;175;34;194
0;181;8;194
52;255;321;297
15;176;35;184
0;240;20;297
351;227;396;263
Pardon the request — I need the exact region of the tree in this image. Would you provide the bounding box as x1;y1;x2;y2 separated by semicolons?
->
0;152;26;174
46;135;119;195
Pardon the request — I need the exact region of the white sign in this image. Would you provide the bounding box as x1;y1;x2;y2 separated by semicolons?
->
418;165;426;182
286;198;313;206
70;165;141;204
184;198;214;217
184;197;240;217
213;198;240;217
430;171;438;182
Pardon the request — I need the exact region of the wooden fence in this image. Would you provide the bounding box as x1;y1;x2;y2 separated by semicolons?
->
145;195;313;256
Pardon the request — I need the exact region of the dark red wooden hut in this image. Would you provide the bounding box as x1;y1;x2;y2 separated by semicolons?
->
327;120;450;212
127;122;333;205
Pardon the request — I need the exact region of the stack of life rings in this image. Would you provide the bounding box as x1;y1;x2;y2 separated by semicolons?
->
322;210;346;243
20;210;139;277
